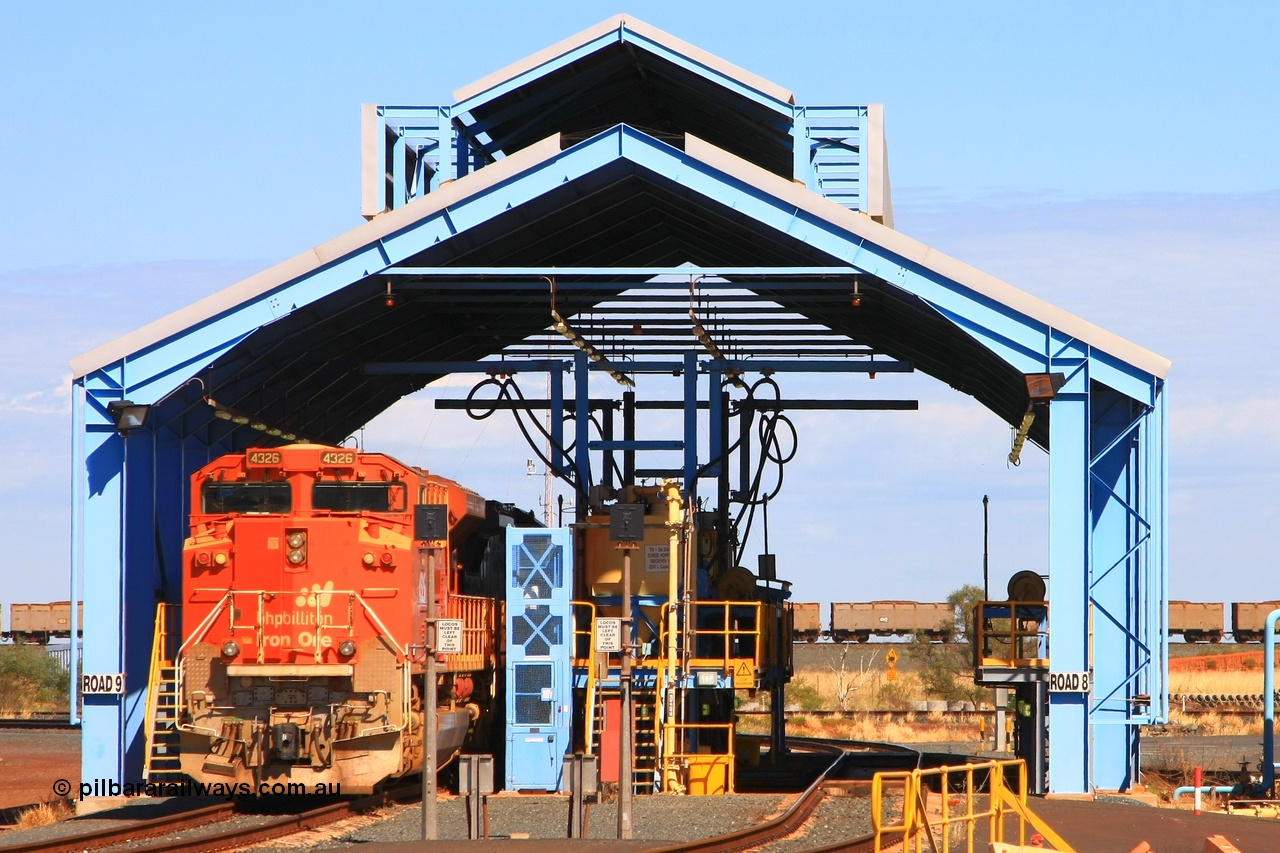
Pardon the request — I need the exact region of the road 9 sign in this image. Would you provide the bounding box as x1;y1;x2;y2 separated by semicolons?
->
82;673;125;694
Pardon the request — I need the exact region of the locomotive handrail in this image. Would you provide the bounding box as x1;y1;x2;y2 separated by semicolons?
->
175;588;412;739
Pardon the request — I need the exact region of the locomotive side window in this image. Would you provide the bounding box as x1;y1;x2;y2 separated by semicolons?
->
202;481;292;514
313;482;405;512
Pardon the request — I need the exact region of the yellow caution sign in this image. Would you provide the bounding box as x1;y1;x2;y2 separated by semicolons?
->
736;660;751;677
886;649;898;665
886;647;899;681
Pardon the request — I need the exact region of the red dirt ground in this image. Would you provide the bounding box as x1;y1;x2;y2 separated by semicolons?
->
0;729;79;814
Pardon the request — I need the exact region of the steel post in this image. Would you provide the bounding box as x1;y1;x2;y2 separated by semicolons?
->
422;550;438;840
618;547;634;839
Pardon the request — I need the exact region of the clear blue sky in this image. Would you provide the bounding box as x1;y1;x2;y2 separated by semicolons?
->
1;2;1277;610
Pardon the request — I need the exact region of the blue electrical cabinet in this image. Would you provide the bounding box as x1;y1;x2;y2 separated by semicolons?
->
504;528;573;791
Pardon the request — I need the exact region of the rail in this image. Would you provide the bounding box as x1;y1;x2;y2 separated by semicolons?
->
6;783;421;853
871;758;1074;852
975;601;1049;668
648;741;857;853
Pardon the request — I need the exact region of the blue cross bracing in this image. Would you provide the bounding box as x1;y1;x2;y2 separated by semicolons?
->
70;14;1168;795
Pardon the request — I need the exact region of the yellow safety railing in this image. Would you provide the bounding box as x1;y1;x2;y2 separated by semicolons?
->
142;602;176;780
976;601;1049;668
571;601;599;755
871;759;1075;852
571;601;597;669
664;720;736;795
441;594;497;672
662;601;762;681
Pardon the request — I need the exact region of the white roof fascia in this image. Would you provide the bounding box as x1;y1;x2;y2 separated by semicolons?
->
683;134;1171;380
452;14;794;107
71;135;566;380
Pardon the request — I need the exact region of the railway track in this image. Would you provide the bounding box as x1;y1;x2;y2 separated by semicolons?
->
0;714;76;730
9;744;887;853
6;740;1017;853
7;784;415;853
652;740;878;853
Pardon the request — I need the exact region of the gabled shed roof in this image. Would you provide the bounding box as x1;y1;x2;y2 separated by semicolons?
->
451;15;797;177
73;126;1169;450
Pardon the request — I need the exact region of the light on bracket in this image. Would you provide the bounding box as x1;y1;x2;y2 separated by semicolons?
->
691;284;747;394
205;397;307;443
1008;372;1066;466
107;400;151;434
549;308;634;387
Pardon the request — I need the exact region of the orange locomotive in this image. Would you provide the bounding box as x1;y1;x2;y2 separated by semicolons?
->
175;443;518;792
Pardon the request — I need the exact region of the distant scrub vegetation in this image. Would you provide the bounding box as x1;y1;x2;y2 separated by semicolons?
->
0;645;70;716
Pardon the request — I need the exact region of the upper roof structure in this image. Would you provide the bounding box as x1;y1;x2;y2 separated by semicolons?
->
450;14;796;176
73;14;1168;453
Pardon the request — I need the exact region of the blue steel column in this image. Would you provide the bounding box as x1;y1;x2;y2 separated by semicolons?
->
1048;365;1090;794
551;368;567;479
436;107;456;185
574;352;590;519
1089;385;1141;791
69;382;85;725
791;108;813;189
79;384;128;785
683;353;698;496
706;364;723;478
1154;387;1170;725
121;428;159;778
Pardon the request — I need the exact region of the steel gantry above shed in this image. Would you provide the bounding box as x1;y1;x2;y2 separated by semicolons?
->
70;15;1169;795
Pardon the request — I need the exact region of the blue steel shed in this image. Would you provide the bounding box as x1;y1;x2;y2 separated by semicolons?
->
70;15;1169;795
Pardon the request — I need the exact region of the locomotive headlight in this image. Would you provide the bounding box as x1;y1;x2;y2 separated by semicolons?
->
338;640;357;657
362;552;375;567
195;552;210;566
213;552;228;566
221;640;240;658
287;549;306;565
286;531;306;549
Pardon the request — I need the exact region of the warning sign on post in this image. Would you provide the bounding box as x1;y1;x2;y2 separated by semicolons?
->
1048;671;1091;693
436;619;464;654
644;544;669;573
595;618;622;653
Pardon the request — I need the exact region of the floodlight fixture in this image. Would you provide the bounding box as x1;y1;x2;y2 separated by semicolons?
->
107;400;151;434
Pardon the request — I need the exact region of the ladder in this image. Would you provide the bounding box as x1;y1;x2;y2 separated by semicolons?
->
631;677;660;793
143;603;184;782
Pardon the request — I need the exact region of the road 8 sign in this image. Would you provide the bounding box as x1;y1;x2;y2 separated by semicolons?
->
1048;671;1091;693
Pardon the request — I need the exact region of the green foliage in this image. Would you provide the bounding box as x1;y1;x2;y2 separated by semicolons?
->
904;583;991;705
784;679;826;712
947;584;987;646
875;679;913;710
0;645;70;714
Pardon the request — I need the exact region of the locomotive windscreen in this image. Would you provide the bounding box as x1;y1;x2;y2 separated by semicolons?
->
202;481;291;514
312;482;405;512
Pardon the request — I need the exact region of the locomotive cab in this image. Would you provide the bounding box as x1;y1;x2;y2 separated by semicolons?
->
169;445;505;793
